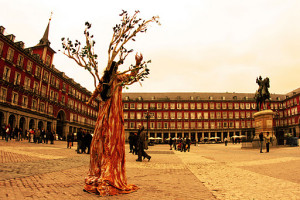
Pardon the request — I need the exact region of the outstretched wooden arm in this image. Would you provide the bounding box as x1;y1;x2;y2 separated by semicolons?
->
86;82;103;105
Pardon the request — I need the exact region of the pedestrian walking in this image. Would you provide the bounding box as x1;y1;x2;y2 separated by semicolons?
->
136;124;151;162
128;133;134;153
186;137;191;152
259;132;264;153
265;132;271;153
169;137;173;150
1;124;5;140
5;124;11;142
132;133;138;155
76;128;83;154
84;132;93;154
50;131;55;144
67;133;72;149
224;137;228;146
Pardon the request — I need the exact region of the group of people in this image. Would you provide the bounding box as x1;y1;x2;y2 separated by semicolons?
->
1;124;56;144
128;124;151;162
72;128;93;154
259;132;271;153
169;137;191;152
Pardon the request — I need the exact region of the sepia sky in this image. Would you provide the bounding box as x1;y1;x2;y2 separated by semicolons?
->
1;0;300;95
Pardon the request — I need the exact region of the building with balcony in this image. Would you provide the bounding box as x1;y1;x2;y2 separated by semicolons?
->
123;90;300;144
0;22;99;138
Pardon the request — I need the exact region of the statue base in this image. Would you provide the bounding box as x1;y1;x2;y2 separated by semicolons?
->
243;110;277;149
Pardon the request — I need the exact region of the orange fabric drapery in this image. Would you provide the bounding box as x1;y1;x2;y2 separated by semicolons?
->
84;73;139;196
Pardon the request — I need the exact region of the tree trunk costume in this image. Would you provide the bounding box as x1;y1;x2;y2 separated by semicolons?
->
84;69;139;196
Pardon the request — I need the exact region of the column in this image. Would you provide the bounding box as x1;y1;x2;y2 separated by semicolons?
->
221;132;224;142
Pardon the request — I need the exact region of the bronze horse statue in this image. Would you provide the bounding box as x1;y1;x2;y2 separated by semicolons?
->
254;76;270;111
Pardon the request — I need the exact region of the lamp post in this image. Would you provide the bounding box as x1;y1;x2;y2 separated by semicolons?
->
145;110;151;139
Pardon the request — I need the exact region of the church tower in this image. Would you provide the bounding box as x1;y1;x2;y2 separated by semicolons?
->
31;13;56;67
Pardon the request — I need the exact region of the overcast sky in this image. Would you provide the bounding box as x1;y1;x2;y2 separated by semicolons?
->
1;0;300;94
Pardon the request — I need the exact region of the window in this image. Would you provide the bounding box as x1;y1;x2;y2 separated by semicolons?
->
203;103;208;109
191;122;195;129
241;112;245;118
222;103;227;109
32;99;37;110
43;71;49;82
184;122;189;129
143;103;148;109
12;92;18;104
170;122;175;129
210;103;214;109
197;122;202;128
223;112;227;119
246;103;250;109
210;122;215;129
0;41;3;55
48;105;53;115
235;122;239;128
197;112;202;119
240;103;245;109
22;96;28;107
14;72;21;85
229;112;233;119
24;77;31;91
62;83;66;91
204;112;208;119
41;86;46;97
136;112;141;119
35;66;41;77
130;112;135;119
190;103;195;109
16;55;24;67
216;103;221;109
41;103;48;113
217;112;221;119
137;103;142;110
61;96;65;105
150;103;155;109
130;103;135;109
246;112;251;118
223;122;228;128
124;103;128;109
33;82;39;93
210;112;215;119
228;103;233;109
234;103;239;109
177;122;182;129
124;112;128;119
184;112;189;119
3;67;11;81
157;112;162;119
0;87;7;101
204;122;209;129
196;103;201;109
235;112;239;119
46;55;51;66
184;103;189;109
177;112;182;119
163;112;168;119
6;47;14;62
190;112;195;119
27;60;32;72
130;122;135;129
157;103;162;109
164;103;168;109
170;103;175;109
164;122;168;129
170;112;175;119
56;79;60;88
177;103;182;109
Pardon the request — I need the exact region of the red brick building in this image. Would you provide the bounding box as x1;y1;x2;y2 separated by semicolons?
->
0;22;99;138
123;91;300;144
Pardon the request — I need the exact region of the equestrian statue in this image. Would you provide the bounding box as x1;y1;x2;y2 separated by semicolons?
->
254;76;270;111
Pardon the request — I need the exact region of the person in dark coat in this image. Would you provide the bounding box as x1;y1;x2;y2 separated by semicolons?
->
128;133;134;153
5;124;11;142
136;124;151;162
132;132;138;155
169;137;173;150
186;137;191;152
67;133;72;148
84;132;93;154
76;128;84;154
259;132;264;153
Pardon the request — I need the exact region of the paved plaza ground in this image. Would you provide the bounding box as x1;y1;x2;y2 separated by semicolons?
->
0;139;299;200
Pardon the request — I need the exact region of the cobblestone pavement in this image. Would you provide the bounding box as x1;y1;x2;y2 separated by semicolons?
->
0;140;299;200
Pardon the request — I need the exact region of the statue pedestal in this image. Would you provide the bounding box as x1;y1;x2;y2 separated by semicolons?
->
251;110;277;148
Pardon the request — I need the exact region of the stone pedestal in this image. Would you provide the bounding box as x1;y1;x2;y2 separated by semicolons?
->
250;110;277;148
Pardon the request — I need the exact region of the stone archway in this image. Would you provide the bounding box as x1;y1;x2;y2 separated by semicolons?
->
29;119;35;129
19;117;26;132
8;114;16;129
38;121;44;130
56;110;66;138
0;111;4;128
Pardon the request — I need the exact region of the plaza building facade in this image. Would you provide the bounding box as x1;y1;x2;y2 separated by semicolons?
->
0;23;99;138
123;90;300;145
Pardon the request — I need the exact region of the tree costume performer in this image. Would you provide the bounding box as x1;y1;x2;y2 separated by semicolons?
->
61;10;160;196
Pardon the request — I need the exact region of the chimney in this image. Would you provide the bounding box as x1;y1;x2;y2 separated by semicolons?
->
0;26;5;34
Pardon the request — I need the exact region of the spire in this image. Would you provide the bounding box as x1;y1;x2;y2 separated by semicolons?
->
37;12;52;46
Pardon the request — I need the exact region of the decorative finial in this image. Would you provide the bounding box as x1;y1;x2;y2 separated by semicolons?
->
49;11;53;21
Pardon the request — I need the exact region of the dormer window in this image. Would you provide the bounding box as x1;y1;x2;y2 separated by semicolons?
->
190;96;194;100
125;96;129;100
138;96;142;100
221;96;226;100
209;96;213;100
151;96;155;100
